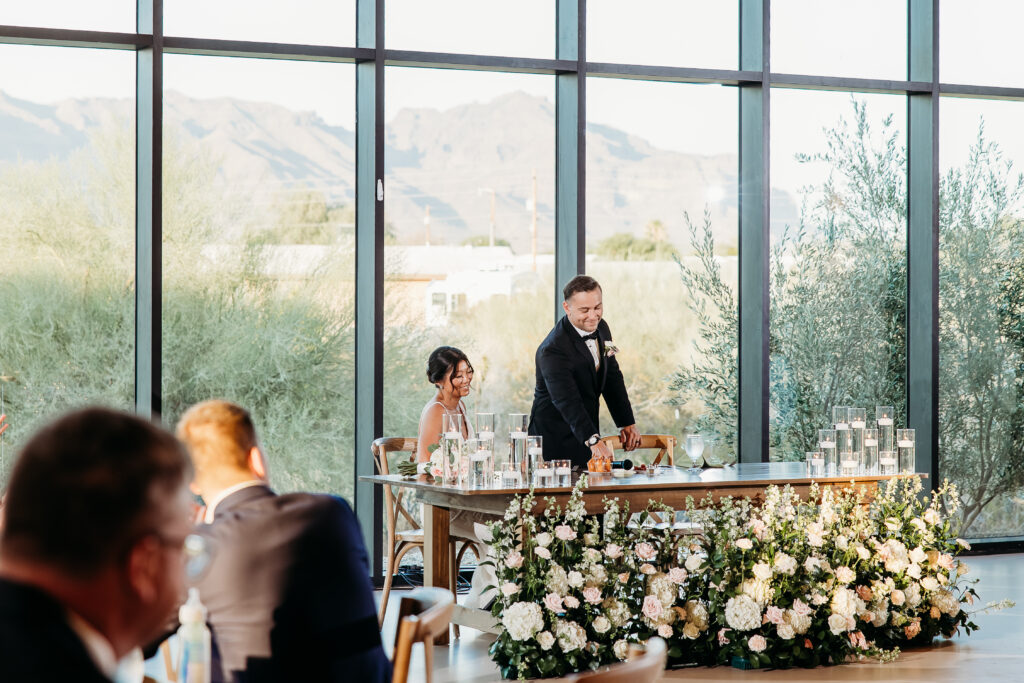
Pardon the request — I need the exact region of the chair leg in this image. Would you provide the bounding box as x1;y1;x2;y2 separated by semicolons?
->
379;543;398;626
423;635;434;683
449;541;460;638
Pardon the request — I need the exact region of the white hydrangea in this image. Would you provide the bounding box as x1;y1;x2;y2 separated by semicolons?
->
586;563;608;586
546;565;569;594
930;589;960;616
786;610;812;635
685;600;709;630
537;631;555;650
649;574;676;608
502;602;544;641
741;578;772;606
834;565;856;584
555;620;588;653
909;546;927;564
773;553;798;576
905;582;923;608
603;598;632;628
724;594;762;631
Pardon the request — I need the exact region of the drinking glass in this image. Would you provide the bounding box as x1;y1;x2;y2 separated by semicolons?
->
553;459;572;487
876;405;895;453
684;434;704;475
897;429;916;474
819;429;837;476
805;450;824;478
863;428;879;474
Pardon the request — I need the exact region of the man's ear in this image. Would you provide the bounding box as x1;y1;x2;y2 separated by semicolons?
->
126;536;162;604
248;446;268;480
562;300;570;316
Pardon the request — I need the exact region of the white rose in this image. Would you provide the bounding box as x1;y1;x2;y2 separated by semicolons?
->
828;612;851;635
682;622;701;639
640;563;657;575
685;554;704;572
909;546;928;564
773;553;797;575
536;532;553;548
735;538;753;550
537;630;555;650
747;634;767;652
592;616;611;634
856;546;871;561
563;595;580;609
890;589;906;606
501;602;544;641
568;570;585;588
613;640;630;660
777;623;795;640
923;508;941;525
657;624;674;638
555;525;577;541
835;566;856;584
535;546;551;559
501;582;519;597
921;576;940;592
907;563;922;579
753;562;772;581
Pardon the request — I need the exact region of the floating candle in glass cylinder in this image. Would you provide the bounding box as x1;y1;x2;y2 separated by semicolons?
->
876;405;894;454
897;429;915;474
819;429;837;476
863;428;879;475
832;406;850;474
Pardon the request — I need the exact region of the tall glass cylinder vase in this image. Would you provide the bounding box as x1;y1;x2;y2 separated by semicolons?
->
876;405;895;454
832;406;851;473
863;428;879;475
819;429;837;476
509;413;529;481
897;429;916;474
476;413;495;455
849;407;866;461
527;436;544;485
441;413;464;484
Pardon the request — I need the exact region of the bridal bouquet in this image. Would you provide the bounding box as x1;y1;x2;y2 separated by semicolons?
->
486;475;997;679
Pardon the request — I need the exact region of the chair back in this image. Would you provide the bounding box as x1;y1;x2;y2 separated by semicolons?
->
371;437;421;536
566;637;667;683
600;434;675;466
391;587;455;683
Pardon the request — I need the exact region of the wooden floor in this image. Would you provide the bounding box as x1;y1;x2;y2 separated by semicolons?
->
381;553;1024;682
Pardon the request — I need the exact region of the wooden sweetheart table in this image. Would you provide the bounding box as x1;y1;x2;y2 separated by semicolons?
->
362;462;922;644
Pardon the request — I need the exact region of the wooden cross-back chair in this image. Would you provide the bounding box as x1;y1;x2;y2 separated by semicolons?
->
372;437;479;635
566;637;667;683
391;587;455;683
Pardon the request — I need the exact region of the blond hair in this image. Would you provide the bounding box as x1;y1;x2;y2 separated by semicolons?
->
176;400;257;476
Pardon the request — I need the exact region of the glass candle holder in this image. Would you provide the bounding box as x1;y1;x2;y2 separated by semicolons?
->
532;459;554;487
819;429;837;475
832;406;851;470
863;428;879;475
476;413;495;448
527;435;543;482
876;405;895;454
878;450;898;475
508;413;529;480
897;429;916;474
441;413;464;482
849;407;866;458
806;450;824;478
468;439;493;488
552;459;572;487
839;450;860;476
500;461;523;488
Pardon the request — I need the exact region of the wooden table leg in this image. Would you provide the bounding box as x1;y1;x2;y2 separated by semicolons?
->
422;502;451;646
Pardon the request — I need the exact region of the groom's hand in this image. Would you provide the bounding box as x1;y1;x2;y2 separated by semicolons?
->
620;424;641;451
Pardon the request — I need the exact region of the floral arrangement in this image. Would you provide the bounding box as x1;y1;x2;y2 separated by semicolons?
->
486;475;1004;679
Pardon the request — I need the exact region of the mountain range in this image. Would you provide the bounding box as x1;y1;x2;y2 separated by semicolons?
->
0;89;797;252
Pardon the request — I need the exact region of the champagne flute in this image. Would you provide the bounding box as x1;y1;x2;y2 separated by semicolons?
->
684;434;704;475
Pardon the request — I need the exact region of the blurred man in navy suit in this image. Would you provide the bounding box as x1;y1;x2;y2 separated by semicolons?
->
530;275;640;468
175;400;390;683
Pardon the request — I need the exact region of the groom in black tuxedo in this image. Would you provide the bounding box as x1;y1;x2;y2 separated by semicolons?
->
529;275;641;468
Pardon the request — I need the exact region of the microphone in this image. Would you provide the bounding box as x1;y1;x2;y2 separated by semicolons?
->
610;459;633;470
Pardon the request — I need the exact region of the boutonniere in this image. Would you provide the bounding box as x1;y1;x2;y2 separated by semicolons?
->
604;342;619;358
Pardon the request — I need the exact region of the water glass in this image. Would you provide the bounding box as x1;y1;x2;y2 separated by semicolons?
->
897;429;916;474
552;459;572;487
876;405;895;453
863;428;879;474
819;429;837;475
805;450;824;478
684;434;704;475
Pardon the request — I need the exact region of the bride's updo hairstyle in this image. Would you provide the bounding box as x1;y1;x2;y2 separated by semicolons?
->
427;346;472;388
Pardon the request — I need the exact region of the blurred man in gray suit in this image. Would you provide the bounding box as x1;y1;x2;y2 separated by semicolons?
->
175;400;390;683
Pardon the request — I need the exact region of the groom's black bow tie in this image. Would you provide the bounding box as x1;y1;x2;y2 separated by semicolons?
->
581;331;600;341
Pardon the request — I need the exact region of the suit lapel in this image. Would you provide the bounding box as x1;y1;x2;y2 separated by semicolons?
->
562;316;598;384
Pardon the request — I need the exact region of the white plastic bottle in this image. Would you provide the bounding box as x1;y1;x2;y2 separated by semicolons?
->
177;587;212;683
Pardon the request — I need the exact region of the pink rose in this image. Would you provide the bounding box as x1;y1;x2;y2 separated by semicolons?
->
718;628;731;646
635;542;658;561
618;572;630;583
583;586;602;604
642;595;663;621
563;595;580;609
505;551;523;569
856;585;873;601
640;563;656;575
667;567;688;584
501;582;519;597
905;620;922;639
657;624;674;638
848;630;868;650
543;593;564;613
938;553;955;570
555;524;577;541
747;634;767;653
605;543;623;559
792;598;813;617
535;546;551;560
764;605;785;625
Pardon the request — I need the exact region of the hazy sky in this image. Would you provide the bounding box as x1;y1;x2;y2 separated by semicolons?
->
1;1;1022;195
